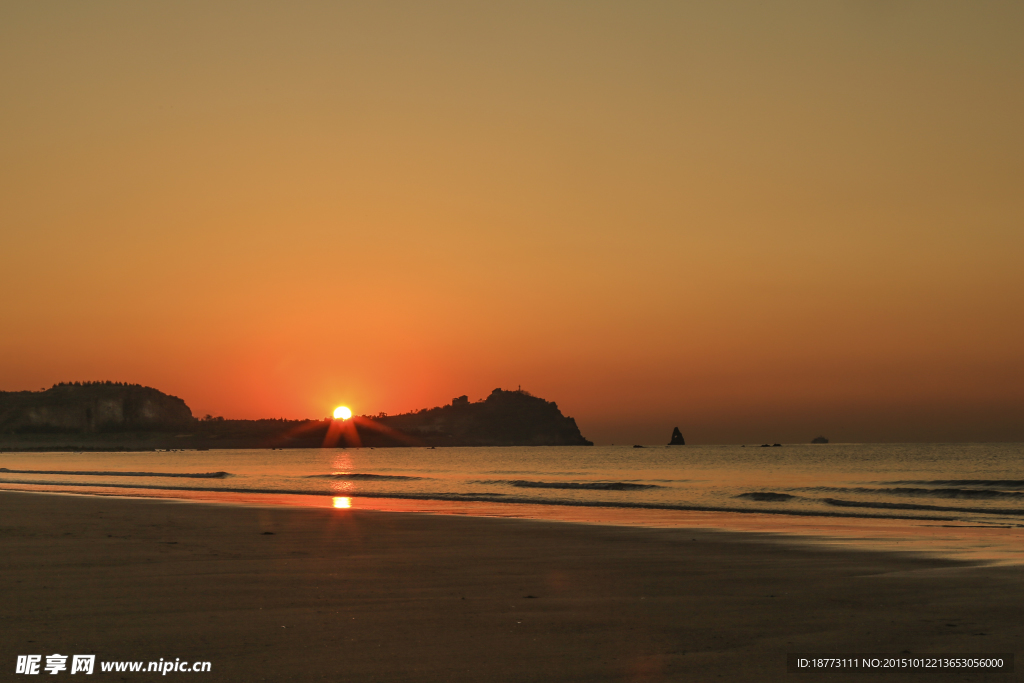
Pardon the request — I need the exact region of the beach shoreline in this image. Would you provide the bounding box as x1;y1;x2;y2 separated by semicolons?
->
3;483;1023;565
2;490;1021;681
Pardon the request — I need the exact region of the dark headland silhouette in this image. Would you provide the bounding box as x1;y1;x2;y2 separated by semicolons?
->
668;427;685;445
0;382;593;451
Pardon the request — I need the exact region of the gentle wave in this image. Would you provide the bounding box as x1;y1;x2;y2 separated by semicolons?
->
736;492;795;502
476;479;660;491
305;473;427;481
883;480;1024;488
804;486;1024;500
484;471;591;476
0;479;960;521
0;468;229;479
823;498;1024;516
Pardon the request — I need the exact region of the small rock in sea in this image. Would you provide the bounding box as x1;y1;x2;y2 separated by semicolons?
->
811;436;829;444
633;444;644;448
668;427;685;445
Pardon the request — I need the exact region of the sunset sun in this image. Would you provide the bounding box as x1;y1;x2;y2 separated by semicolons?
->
333;406;352;420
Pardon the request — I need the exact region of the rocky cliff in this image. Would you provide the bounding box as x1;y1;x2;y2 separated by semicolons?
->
377;388;593;446
0;382;194;434
0;384;591;450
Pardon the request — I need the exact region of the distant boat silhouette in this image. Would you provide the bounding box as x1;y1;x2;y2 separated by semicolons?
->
633;444;644;448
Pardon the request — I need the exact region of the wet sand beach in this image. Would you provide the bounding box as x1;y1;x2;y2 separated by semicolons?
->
2;491;1021;682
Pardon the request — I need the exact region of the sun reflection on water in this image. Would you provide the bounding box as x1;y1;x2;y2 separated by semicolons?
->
332;497;352;509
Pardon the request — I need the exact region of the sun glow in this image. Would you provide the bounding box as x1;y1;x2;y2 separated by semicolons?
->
333;406;352;420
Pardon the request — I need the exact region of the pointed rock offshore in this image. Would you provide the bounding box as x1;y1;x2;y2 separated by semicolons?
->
669;427;685;445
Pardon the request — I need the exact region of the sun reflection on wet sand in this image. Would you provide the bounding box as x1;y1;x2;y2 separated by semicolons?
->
332;496;352;508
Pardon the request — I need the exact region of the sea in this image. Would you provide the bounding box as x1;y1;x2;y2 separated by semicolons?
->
3;443;1024;561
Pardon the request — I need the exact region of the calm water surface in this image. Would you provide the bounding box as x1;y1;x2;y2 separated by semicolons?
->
2;443;1023;527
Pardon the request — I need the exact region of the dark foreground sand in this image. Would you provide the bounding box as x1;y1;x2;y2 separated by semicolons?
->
1;491;1020;682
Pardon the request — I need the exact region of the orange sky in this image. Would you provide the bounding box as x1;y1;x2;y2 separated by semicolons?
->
1;2;1021;444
